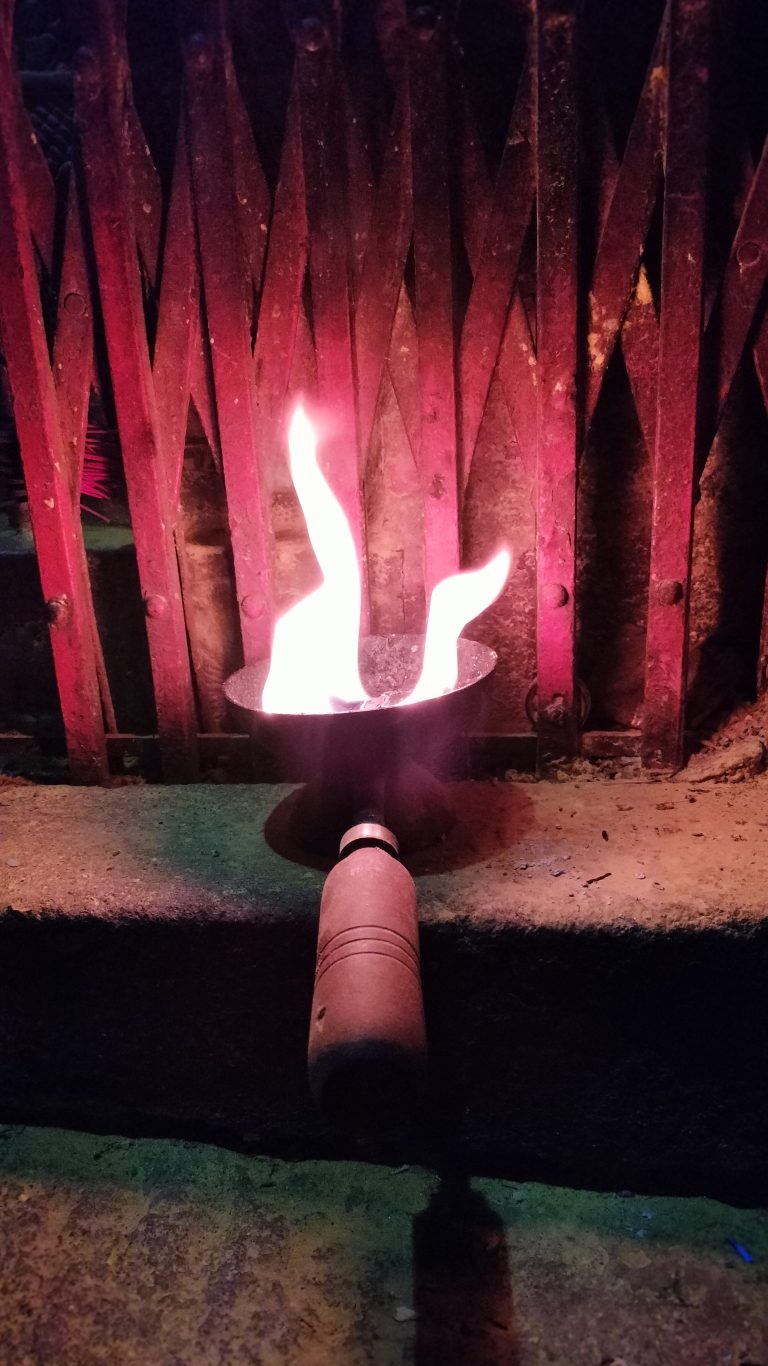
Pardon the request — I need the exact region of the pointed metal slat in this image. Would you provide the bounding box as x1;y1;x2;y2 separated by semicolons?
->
52;177;117;734
408;7;459;593
642;0;711;771
354;79;413;459
295;19;368;614
0;44;107;783
585;8;668;426
459;62;534;493
70;8;198;780
535;0;581;768
184;22;274;662
251;81;307;504
153;115;200;508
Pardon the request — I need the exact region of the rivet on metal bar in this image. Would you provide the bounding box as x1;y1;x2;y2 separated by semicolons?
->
653;579;684;607
410;5;438;39
45;596;70;628
525;678;592;729
542;696;569;728
542;582;569;608
63;292;86;317
239;595;263;620
144;594;168;619
298;16;326;52
186;32;213;70
736;240;761;269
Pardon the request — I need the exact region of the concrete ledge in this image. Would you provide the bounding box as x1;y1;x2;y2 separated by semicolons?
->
0;780;767;1201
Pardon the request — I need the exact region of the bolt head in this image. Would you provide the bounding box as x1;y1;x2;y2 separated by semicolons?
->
542;700;568;727
186;31;212;68
45;595;69;627
144;594;168;619
298;16;326;51
654;578;684;606
737;240;761;268
411;5;438;37
240;594;263;620
542;582;568;608
63;291;86;317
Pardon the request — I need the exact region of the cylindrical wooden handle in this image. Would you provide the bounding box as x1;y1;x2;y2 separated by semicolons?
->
307;843;427;1133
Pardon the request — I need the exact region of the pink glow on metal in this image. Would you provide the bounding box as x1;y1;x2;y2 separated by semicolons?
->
535;0;580;768
261;406;510;716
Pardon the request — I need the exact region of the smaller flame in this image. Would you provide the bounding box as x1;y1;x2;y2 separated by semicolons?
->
404;549;511;705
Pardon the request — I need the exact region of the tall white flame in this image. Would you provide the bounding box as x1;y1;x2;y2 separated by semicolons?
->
261;405;368;714
261;403;510;715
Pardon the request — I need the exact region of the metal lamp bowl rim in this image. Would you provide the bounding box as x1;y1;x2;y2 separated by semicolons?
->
223;633;498;725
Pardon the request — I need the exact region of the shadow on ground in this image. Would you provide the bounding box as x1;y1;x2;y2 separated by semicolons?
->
0;1126;765;1366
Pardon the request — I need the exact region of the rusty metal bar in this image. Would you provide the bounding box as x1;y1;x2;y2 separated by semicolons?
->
11;99;56;271
459;61;534;494
364;21;421;464
408;5;459;593
70;4;198;780
53;185;93;501
226;52;271;327
53;177;117;734
150;107;226;737
587;74;661;456
341;76;376;297
0;37;107;783
759;595;768;695
0;725;648;778
642;0;711;771
184;17;274;662
496;296;538;479
456;71;538;485
294;14;368;616
126;104;163;289
354;80;413;461
758;575;768;696
535;0;580;768
749;328;768;695
700;136;768;449
585;8;668;427
251;79;307;504
620;268;661;459
153;114;199;508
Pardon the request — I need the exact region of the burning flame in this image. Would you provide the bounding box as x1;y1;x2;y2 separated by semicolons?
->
405;549;511;705
261;404;510;714
261;405;368;715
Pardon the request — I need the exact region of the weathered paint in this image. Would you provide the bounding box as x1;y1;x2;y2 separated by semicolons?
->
535;0;580;769
70;0;198;781
642;0;711;771
0;26;107;782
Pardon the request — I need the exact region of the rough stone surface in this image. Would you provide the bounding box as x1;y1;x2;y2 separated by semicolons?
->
0;782;766;1201
676;737;766;784
0;1125;766;1366
1;779;767;929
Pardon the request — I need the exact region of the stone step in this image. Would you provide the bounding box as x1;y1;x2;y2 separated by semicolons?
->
0;779;766;1202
